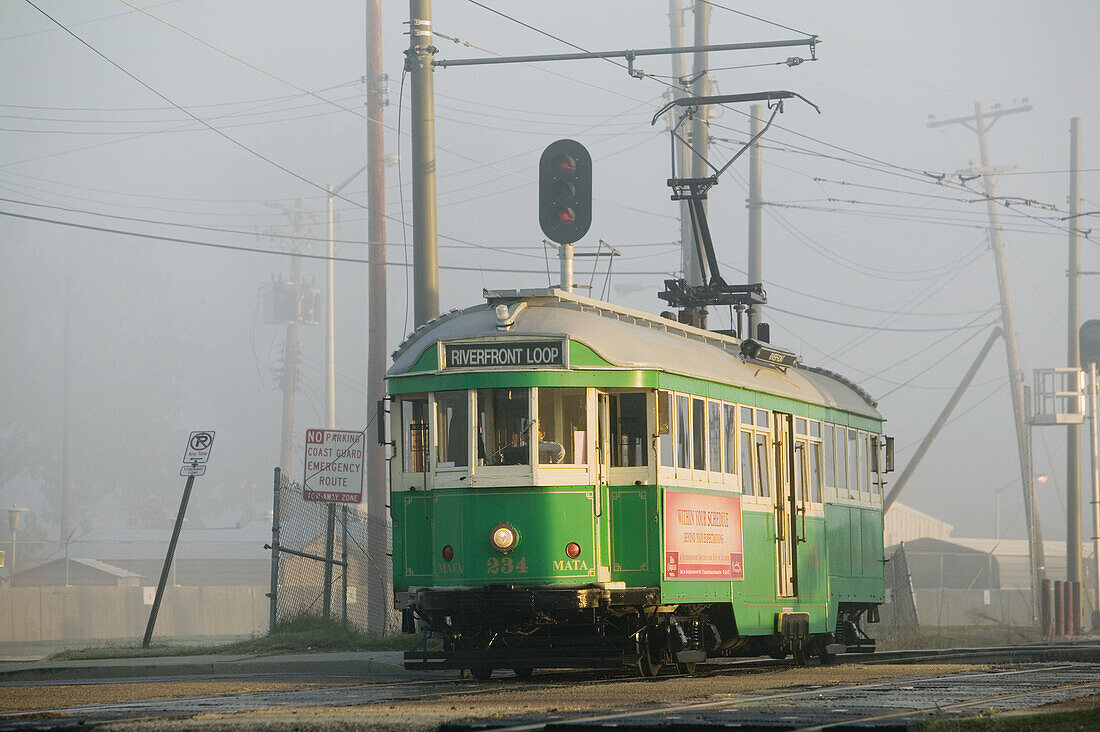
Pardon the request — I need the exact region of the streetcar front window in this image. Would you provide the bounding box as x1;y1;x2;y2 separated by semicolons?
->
434;390;469;469
401;398;429;473
610;392;648;467
537;387;586;464
477;388;530;465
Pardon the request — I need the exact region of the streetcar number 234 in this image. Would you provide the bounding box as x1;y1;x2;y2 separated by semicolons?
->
486;556;528;574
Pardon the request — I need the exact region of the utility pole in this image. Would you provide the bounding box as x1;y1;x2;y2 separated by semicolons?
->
366;0;391;635
279;252;302;478
61;278;72;585
929;102;1046;620
685;0;710;291
408;0;439;327
322;185;336;621
1067;117;1083;588
668;0;693;290
747;103;764;336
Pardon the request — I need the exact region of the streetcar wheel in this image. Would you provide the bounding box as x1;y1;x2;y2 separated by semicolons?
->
470;667;493;681
635;629;662;678
513;667;533;679
792;638;808;666
675;662;697;675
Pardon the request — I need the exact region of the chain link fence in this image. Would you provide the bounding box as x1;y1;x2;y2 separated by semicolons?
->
268;469;394;634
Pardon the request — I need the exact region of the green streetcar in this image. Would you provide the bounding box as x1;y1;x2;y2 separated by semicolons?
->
388;287;891;678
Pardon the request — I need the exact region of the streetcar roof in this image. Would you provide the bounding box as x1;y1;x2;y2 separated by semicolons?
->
388;288;881;421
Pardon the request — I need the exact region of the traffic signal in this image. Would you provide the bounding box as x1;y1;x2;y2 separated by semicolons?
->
539;139;592;244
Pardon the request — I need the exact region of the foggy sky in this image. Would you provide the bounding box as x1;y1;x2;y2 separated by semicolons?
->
2;1;1099;555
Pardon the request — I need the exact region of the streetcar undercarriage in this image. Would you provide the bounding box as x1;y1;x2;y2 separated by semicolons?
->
400;585;877;678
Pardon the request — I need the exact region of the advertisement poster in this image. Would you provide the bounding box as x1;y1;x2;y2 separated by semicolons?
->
663;490;744;580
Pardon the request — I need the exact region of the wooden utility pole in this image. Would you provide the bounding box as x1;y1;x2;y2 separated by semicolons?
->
366;0;390;634
409;0;439;327
929;103;1046;621
668;0;693;285
685;0;710;289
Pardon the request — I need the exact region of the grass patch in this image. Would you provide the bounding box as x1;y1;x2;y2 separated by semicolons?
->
49;616;427;661
922;701;1100;731
877;625;1045;652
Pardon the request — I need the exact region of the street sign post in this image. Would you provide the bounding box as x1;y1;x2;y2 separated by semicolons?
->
144;430;214;648
303;429;365;503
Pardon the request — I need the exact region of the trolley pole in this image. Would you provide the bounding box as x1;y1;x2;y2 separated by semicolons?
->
929;103;1046;621
747;103;764;337
408;0;439;327
1067;117;1083;588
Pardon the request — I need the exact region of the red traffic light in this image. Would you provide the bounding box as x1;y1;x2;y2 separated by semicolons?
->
555;155;576;173
555;207;576;224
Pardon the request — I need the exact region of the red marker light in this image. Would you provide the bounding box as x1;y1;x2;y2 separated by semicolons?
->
442;545;454;562
566;542;581;558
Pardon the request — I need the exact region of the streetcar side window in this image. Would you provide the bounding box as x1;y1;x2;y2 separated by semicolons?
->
847;428;859;497
401;397;429;473
692;397;706;471
859;432;870;497
434;390;469;469
740;429;756;495
836;426;849;496
610;392;648;467
477;388;530;466
658;390;673;468
723;403;737;477
537;387;586;464
823;423;836;490
708;401;722;473
754;433;771;498
808;442;823;503
676;394;690;469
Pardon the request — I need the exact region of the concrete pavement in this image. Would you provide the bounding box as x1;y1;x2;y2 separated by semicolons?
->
0;650;417;682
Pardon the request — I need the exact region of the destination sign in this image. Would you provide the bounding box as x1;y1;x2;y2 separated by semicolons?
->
444;340;565;369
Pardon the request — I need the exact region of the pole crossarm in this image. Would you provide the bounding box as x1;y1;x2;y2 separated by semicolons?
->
652;89;819;126
434;37;817;69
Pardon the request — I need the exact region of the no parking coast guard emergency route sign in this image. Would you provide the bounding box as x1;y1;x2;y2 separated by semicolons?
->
302;429;364;503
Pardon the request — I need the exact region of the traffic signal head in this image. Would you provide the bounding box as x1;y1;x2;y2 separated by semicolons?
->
539;139;592;244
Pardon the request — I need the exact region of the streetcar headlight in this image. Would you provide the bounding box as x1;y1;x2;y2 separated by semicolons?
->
490;522;518;553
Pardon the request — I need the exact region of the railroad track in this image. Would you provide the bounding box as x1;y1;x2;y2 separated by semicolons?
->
472;662;1100;731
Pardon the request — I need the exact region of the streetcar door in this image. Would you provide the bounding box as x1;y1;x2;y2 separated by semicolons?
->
773;413;798;598
594;390;611;582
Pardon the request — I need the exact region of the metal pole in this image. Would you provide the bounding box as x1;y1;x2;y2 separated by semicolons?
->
143;473;196;647
884;328;1003;511
560;243;574;293
268;467;282;633
409;0;439;327
668;0;694;292
367;0;391;636
341;505;349;626
326;185;336;431
747;103;764;336
323;503;335;620
1068;118;1083;587
1090;362;1100;625
973;101;1046;617
684;0;709;288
